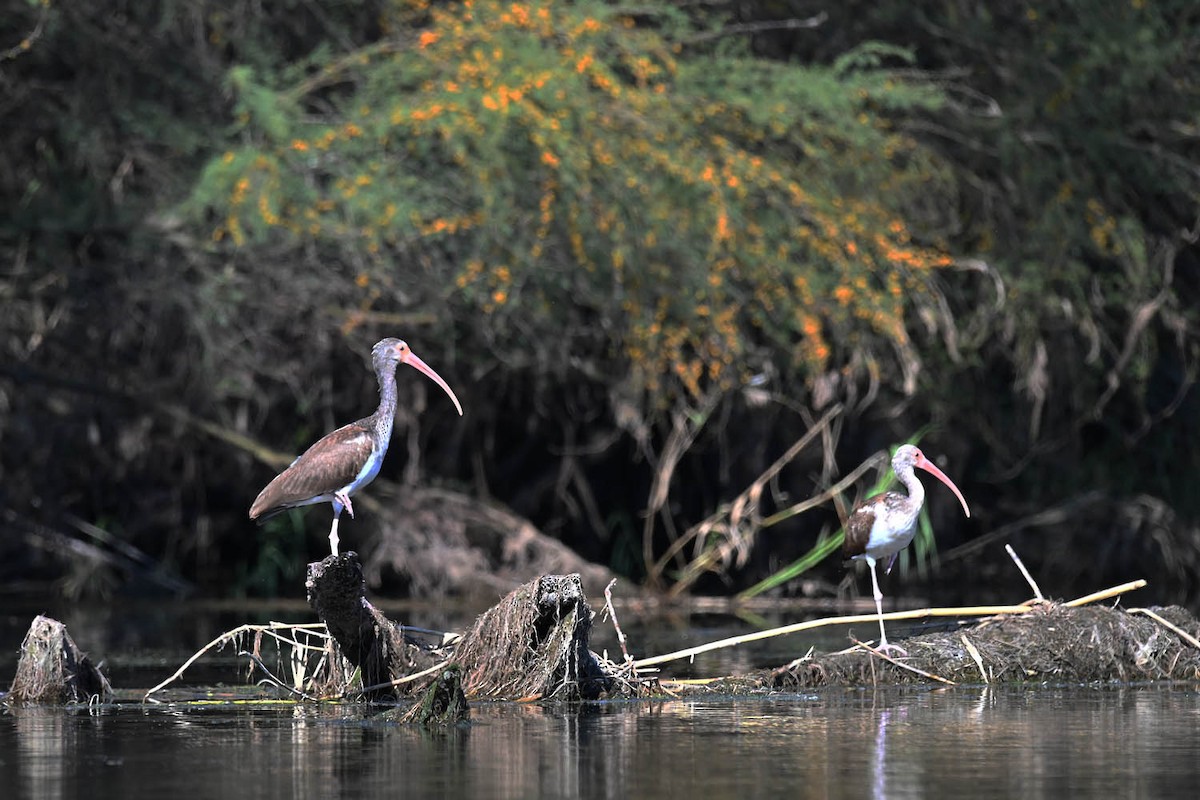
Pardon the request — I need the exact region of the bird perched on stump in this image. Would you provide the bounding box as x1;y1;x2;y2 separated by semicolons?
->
843;444;970;652
249;338;463;556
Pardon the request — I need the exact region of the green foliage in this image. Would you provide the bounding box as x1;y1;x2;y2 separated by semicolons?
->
188;0;959;413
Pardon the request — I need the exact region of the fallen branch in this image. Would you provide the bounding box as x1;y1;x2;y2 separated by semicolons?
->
144;622;331;700
1128;607;1200;650
635;579;1148;669
851;636;956;685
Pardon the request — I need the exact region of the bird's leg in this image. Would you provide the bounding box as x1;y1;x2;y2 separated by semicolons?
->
329;506;343;557
868;557;907;656
336;491;355;519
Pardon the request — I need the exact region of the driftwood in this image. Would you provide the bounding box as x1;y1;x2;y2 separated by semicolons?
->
306;555;618;702
305;552;442;699
7;615;112;704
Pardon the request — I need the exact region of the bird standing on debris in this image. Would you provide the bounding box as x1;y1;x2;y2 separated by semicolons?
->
249;338;463;556
844;444;970;651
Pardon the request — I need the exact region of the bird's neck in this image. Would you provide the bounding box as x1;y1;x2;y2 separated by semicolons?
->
897;466;925;509
370;363;399;449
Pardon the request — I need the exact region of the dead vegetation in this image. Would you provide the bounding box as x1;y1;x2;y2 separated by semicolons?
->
8;615;112;704
451;574;616;701
763;603;1200;690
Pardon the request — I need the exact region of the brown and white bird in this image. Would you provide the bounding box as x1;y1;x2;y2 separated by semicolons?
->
249;338;463;556
844;444;970;651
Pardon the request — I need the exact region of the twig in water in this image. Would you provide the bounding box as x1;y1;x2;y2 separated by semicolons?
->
238;651;318;701
601;579;636;670
144;622;331;701
1005;544;1045;601
851;636;956;685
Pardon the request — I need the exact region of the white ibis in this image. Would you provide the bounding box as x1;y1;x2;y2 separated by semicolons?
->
844;444;970;651
249;338;463;556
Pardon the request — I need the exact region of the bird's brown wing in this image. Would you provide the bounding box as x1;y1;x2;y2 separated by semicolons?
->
249;423;374;519
842;500;878;559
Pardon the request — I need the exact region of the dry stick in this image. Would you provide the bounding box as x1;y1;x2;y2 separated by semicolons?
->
644;392;722;586
659;404;846;595
633;579;1148;669
654;403;841;574
601;579;635;667
1062;579;1147;607
666;453;880;598
635;606;1025;669
144;622;331;700
238;650;318;701
1128;608;1200;650
1005;544;1045;601
851;636;956;685
353;660;450;697
961;634;989;684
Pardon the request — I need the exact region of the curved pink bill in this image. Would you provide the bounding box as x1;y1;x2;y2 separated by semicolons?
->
403;351;464;416
915;455;971;518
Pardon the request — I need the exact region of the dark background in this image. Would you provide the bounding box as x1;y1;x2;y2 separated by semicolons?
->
2;0;1197;607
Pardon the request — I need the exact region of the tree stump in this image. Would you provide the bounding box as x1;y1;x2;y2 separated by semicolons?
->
8;615;112;704
452;573;617;700
305;552;440;699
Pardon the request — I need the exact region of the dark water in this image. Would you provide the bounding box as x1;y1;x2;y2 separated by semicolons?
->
3;685;1200;798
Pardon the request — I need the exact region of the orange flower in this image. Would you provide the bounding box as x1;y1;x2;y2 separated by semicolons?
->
418;31;439;49
541;150;560;167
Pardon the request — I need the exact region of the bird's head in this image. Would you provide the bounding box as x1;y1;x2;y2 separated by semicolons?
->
373;338;464;416
893;444;970;518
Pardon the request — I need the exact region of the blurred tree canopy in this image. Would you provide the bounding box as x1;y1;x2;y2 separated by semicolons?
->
1;0;1197;600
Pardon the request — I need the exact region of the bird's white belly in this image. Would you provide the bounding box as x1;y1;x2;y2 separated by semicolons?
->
864;508;919;560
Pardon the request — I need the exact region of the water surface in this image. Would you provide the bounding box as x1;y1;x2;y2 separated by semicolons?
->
4;685;1200;799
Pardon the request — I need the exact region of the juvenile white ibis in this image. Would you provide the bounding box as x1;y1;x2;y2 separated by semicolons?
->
249;338;463;556
844;444;970;651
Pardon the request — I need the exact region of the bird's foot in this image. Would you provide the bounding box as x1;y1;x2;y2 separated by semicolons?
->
873;640;908;658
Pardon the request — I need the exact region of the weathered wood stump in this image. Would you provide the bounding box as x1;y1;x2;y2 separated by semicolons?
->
452;573;617;700
8;615;112;703
307;554;618;702
305;552;441;699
